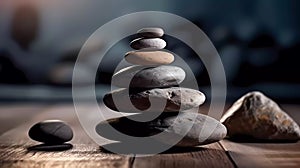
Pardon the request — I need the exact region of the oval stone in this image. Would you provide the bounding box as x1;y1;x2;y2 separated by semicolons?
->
103;87;205;112
112;65;185;88
28;120;73;144
137;27;164;38
130;38;166;50
125;50;174;65
96;112;227;147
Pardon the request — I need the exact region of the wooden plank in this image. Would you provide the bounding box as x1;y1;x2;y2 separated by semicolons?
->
133;142;235;168
3;104;298;167
0;145;132;168
220;105;300;168
220;140;300;168
0;104;132;168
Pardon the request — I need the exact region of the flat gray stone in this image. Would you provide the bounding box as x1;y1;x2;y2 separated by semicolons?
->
221;91;300;141
28;120;73;144
137;27;164;38
103;87;205;112
130;38;166;50
112;65;185;88
96;112;227;147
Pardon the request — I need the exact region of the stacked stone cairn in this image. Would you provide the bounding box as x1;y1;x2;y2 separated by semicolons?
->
100;27;227;147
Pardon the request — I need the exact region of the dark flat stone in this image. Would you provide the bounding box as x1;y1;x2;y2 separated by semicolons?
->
112;65;185;88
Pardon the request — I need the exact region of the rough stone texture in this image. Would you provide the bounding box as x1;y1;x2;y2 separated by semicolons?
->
220;91;300;141
103;87;205;113
112;65;185;88
96;112;227;147
28;120;73;144
137;27;164;38
125;50;174;65
130;38;166;50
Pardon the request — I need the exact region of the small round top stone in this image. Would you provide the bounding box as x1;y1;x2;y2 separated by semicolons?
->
137;27;164;38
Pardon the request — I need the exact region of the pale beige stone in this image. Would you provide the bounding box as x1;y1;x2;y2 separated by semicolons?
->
125;50;174;65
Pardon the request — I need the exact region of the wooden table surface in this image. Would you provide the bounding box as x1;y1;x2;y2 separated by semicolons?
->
0;104;299;168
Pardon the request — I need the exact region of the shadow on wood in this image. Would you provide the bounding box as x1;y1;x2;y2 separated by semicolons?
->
99;142;218;155
27;143;73;151
226;136;299;143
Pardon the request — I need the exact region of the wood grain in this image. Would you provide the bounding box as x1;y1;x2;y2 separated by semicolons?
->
133;143;234;168
220;140;300;168
0;144;131;168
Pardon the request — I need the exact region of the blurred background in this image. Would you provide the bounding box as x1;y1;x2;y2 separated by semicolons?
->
0;0;300;103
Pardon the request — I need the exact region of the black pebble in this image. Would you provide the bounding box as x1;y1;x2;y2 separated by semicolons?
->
28;120;73;144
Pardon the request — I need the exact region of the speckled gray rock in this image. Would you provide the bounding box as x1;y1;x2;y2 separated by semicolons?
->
96;112;227;147
137;27;164;38
130;38;166;50
221;91;300;141
112;65;186;88
125;50;174;65
28;120;73;144
103;87;205;113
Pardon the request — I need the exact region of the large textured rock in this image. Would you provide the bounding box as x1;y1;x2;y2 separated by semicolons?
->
96;112;227;147
112;65;185;88
103;87;205;113
220;91;300;141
